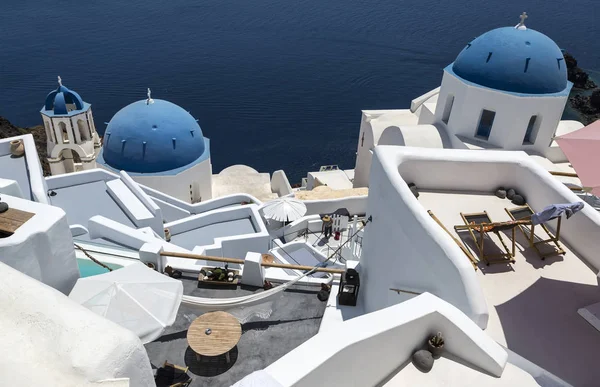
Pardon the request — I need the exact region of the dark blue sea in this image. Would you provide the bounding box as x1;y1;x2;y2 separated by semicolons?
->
1;0;598;182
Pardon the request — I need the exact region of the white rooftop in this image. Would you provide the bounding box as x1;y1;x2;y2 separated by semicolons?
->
419;190;600;386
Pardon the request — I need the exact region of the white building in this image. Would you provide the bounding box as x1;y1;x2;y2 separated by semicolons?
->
96;90;214;203
353;15;583;188
41;77;101;175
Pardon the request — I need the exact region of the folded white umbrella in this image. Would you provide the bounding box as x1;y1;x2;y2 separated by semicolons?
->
69;262;183;344
260;197;307;222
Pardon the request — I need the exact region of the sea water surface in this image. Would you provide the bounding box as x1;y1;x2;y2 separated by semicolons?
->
1;0;598;182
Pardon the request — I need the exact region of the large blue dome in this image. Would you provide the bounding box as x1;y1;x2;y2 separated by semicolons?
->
452;27;568;94
102;99;207;173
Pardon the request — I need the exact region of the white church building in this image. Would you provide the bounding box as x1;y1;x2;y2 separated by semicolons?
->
95;90;214;203
41;77;101;175
353;14;584;188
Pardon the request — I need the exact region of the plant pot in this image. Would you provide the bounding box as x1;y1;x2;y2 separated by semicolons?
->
10;140;24;157
428;341;444;358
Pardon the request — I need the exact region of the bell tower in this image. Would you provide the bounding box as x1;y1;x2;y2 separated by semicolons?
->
40;77;101;175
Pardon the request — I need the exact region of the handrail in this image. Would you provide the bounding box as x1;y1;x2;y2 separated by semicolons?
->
390;288;422;295
160;250;345;274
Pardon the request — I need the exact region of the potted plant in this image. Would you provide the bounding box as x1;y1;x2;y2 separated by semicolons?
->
428;332;444;358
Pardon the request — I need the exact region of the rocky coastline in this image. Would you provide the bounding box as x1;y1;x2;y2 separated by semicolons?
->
0;116;50;175
564;52;599;125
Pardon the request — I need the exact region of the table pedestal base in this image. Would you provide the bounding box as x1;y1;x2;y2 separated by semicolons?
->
194;351;232;364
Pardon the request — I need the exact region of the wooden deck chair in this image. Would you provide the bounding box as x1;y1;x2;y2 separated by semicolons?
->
504;204;565;260
155;361;192;387
454;211;515;266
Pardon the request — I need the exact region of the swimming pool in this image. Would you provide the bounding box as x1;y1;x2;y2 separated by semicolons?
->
76;258;123;278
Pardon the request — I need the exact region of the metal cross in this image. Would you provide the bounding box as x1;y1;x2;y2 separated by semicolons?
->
146;88;154;104
58;76;62;86
517;12;528;27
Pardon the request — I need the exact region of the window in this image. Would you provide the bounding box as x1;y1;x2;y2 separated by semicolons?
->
522;115;539;145
441;95;454;124
476;109;496;140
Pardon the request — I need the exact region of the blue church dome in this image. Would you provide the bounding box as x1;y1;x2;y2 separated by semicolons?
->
102;98;207;173
44;81;85;115
452;26;568;94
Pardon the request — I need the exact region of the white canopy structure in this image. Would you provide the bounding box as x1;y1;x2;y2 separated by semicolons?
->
69;263;183;344
260;197;307;222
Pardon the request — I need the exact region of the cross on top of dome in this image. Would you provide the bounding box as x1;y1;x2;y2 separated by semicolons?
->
146;88;154;105
515;12;528;30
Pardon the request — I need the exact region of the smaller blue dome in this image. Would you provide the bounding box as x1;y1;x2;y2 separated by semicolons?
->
452;27;568;94
44;84;85;114
102;99;207;173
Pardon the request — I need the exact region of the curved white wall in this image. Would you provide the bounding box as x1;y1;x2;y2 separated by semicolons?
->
265;293;507;386
378;123;450;148
0;262;154;387
360;146;489;328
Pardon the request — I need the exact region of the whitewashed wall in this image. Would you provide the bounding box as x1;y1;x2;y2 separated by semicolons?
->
140;184;260;216
0;195;79;295
265;293;507;386
271;170;293;197
303;195;367;217
0;262;154;387
360;146;489;328
164;205;270;260
436;70;569;154
99;157;213;203
0;135;49;203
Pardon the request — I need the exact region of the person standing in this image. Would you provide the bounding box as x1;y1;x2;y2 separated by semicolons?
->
322;215;333;239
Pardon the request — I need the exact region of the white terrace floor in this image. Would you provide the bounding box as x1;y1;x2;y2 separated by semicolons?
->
419;190;600;387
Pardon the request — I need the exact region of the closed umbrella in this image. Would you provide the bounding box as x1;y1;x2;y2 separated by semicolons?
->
260;197;307;222
555;120;600;195
69;262;183;344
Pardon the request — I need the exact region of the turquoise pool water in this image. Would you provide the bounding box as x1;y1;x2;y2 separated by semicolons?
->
77;258;123;278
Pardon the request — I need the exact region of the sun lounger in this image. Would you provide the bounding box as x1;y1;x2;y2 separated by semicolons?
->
454;211;516;266
504;204;565;260
428;210;478;271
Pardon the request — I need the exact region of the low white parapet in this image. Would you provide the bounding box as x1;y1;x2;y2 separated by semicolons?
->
0;178;23;198
266;293;508;386
69;224;89;237
139;242;166;272
241;252;265;287
0;194;79;294
107;179;154;223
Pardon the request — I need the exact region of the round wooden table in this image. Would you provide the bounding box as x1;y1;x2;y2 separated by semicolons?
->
187;311;241;363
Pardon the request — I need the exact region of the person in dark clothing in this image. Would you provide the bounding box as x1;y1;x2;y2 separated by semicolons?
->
322;215;333;239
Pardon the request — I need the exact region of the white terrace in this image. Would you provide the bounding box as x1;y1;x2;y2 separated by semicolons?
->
360;146;600;387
